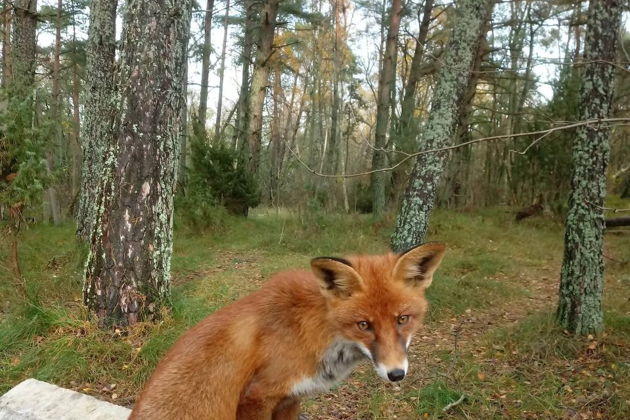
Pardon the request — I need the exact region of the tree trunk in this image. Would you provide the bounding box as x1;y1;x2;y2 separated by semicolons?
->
371;0;402;217
214;0;230;138
556;0;622;335
11;0;37;92
70;24;82;203
1;0;11;87
397;0;434;151
198;0;214;133
234;0;255;151
391;0;495;252
245;0;279;178
76;0;118;240
44;0;63;225
620;172;630;198
84;0;193;326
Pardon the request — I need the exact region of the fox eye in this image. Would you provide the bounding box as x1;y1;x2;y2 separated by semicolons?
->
397;315;410;325
357;321;371;331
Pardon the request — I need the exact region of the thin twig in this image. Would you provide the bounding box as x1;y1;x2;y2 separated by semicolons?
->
586;200;630;213
442;394;466;412
286;117;630;179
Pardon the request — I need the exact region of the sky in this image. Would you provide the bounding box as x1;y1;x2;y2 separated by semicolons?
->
36;1;630;120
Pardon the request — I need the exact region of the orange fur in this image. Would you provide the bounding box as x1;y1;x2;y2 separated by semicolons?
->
130;243;445;420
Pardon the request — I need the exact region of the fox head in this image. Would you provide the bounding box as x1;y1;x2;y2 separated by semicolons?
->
311;243;445;382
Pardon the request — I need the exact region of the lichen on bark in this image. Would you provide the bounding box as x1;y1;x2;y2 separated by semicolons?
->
83;0;193;326
391;0;495;252
556;0;622;335
76;0;118;241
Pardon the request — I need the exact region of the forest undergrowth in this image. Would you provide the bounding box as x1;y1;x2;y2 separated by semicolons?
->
1;204;629;419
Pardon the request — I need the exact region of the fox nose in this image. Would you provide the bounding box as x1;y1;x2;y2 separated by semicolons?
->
387;369;405;382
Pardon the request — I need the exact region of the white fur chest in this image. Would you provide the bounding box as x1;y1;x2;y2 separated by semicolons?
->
290;338;367;396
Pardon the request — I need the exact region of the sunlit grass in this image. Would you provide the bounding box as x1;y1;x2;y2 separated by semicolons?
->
1;205;629;417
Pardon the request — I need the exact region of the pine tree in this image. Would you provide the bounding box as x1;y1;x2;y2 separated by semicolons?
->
391;0;495;252
556;0;622;335
76;0;118;240
84;0;193;325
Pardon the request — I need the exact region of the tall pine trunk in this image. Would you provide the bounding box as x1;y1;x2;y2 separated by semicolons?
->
11;0;37;93
245;0;279;178
556;0;622;335
44;0;63;225
1;0;11;87
235;0;255;151
76;0;118;240
197;0;214;133
391;0;495;252
84;0;193;325
214;0;230;138
370;0;402;217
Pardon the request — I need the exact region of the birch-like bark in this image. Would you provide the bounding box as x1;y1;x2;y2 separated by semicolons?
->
84;0;193;325
556;0;622;335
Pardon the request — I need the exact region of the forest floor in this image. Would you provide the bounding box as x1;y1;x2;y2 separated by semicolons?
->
1;204;630;419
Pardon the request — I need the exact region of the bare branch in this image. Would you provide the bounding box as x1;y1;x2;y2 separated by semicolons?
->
285;118;630;179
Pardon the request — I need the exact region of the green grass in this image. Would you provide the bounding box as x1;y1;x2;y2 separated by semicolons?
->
1;203;629;417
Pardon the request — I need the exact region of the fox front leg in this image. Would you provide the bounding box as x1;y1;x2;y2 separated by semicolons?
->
271;397;301;420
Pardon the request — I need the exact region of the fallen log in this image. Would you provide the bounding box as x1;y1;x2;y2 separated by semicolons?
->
605;217;630;228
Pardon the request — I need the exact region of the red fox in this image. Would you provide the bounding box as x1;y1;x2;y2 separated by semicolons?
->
130;243;446;420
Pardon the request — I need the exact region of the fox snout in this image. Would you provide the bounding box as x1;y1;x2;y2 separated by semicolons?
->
387;368;406;382
373;357;409;382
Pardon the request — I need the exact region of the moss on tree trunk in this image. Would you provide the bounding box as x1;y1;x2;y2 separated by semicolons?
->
76;0;118;240
391;0;495;252
84;0;193;326
556;0;622;336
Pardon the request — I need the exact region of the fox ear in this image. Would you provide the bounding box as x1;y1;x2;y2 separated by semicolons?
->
392;243;446;289
311;257;363;299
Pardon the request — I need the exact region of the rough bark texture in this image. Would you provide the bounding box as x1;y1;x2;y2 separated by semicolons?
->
245;0;279;177
556;0;622;336
84;0;193;325
2;0;11;87
76;0;118;240
370;0;402;217
11;0;37;91
197;0;214;131
391;0;495;252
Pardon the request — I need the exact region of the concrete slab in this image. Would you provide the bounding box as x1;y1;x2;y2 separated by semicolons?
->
0;379;130;420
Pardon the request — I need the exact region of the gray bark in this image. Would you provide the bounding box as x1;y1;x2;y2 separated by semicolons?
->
1;0;11;87
234;0;255;150
391;0;495;252
44;0;63;225
76;0;118;240
84;0;193;325
11;0;37;90
556;0;622;335
214;0;230;138
371;0;402;217
198;0;214;132
397;0;434;152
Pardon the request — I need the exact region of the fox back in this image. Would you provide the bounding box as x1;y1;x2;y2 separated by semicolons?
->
130;243;445;420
